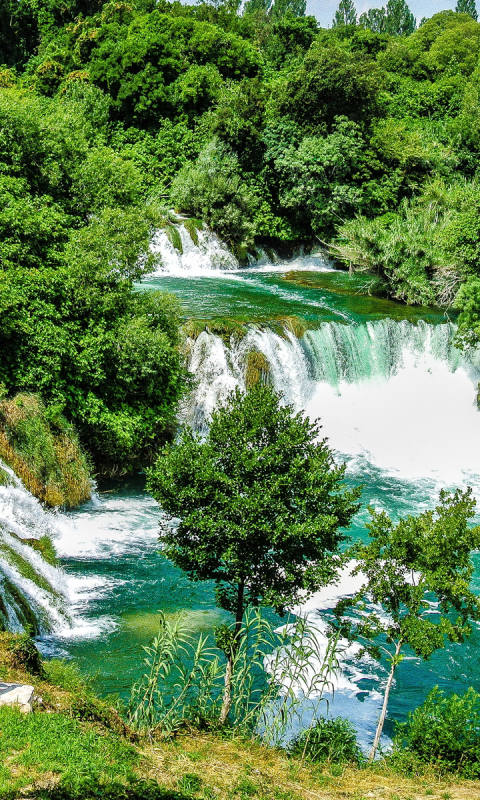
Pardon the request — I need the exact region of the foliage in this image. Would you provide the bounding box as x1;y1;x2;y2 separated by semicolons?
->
456;0;478;21
393;686;480;777
289;716;362;764
148;385;360;721
148;385;360;618
332;0;357;28
128;608;341;745
334;488;480;759
6;629;45;676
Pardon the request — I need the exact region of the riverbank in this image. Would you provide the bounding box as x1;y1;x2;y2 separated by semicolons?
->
1;633;479;800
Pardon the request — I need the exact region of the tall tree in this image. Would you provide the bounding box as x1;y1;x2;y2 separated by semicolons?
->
384;0;416;35
334;489;480;760
358;7;387;32
455;0;478;20
148;385;361;724
332;0;357;27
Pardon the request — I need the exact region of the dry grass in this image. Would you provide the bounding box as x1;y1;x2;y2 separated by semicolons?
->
0;394;91;508
140;732;480;800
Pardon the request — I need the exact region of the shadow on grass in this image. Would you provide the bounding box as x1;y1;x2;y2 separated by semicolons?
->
9;779;188;800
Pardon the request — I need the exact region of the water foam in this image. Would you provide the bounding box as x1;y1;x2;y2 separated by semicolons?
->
151;224;238;275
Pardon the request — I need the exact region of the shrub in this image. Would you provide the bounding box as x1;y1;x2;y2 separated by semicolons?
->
394;686;480;777
289;717;363;764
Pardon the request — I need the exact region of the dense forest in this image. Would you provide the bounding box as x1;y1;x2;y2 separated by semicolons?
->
1;0;480;472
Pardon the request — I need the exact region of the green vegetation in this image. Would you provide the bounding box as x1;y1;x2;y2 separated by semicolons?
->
2;0;480;474
0;81;185;476
289;718;363;765
2;632;480;797
0;393;90;508
334;488;480;759
148;385;360;723
394;686;480;777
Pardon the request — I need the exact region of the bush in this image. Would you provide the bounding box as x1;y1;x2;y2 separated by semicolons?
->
394;686;480;777
289;717;363;764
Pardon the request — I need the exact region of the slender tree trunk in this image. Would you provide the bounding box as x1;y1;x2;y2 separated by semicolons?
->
369;640;402;761
219;580;244;725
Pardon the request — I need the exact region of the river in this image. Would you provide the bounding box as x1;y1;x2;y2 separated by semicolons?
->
4;225;480;750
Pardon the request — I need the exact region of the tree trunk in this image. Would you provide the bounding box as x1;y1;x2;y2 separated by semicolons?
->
369;640;402;761
219;580;244;725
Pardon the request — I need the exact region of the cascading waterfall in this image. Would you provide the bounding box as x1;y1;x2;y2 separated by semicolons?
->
183;319;480;472
183;317;480;747
151;223;238;275
0;461;72;634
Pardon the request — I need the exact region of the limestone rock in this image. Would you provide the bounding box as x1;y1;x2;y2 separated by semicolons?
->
0;682;34;713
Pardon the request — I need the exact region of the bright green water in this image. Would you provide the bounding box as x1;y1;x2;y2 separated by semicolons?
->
141;268;448;326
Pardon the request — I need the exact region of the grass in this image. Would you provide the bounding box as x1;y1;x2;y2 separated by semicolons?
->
183;219;203;247
0;394;91;509
165;223;183;254
1;633;480;800
245;351;270;389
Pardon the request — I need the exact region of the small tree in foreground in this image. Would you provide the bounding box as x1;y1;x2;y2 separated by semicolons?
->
148;385;361;724
334;489;480;760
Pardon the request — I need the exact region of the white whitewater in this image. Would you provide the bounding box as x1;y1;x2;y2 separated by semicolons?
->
150;220;335;276
184;319;480;485
0;462;71;633
151;224;238;275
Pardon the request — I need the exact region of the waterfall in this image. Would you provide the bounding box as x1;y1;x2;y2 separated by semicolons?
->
0;461;72;634
151;223;238;275
183;319;480;484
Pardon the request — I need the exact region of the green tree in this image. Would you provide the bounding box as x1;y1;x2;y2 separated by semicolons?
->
332;0;357;27
358;7;387;32
334;489;480;760
384;0;416;34
147;385;361;724
456;0;478;21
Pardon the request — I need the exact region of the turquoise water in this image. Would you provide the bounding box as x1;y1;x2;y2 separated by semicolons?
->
47;257;480;748
141;267;449;326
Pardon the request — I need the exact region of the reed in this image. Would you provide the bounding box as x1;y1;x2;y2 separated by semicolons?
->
127;609;341;748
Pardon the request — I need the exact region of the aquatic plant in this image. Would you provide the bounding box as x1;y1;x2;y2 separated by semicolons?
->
244;350;270;388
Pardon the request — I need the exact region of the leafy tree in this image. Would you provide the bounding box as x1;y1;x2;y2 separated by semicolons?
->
275;41;384;132
334;489;480;760
384;0;416;35
332;0;357;28
147;385;361;723
456;0;478;21
358;7;387;33
395;687;480;776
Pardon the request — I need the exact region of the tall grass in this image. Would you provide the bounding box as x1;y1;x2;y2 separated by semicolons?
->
0;393;91;508
127;610;341;747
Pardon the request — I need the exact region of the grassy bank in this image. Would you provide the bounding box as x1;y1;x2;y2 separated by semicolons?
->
0;394;91;509
1;633;479;800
